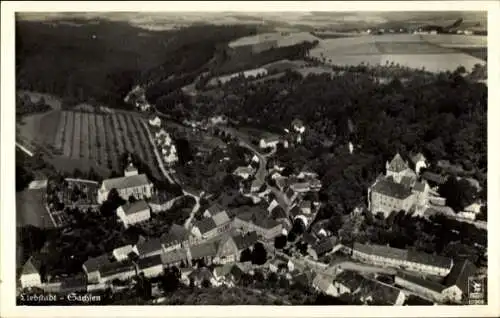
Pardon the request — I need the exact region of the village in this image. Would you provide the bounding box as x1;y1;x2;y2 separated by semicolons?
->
18;109;486;306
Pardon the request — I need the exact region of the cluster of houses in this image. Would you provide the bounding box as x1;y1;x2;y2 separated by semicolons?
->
148;116;179;167
258;118;306;150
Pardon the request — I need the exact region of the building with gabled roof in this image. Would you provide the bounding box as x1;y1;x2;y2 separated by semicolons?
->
160;249;188;268
410;152;428;175
99;260;136;283
233;166;255;180
97;164;153;204
333;270;366;296
395;272;446;302
216;231;258;264
20;256;43;289
307;236;338;260
189;242;218;265
442;259;478;303
352;243;453;276
312;273;336;296
116;200;151;228
82;254;113;284
135;238;163;258
233;207;283;240
357;278;406;305
161;224;190;252
112;244;136;262
136;255;164;278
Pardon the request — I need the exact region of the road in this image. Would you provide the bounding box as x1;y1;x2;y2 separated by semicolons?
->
16;142;34;157
183;193;200;230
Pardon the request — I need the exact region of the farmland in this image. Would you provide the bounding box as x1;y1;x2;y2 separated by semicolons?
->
16;108;163;180
309;34;487;72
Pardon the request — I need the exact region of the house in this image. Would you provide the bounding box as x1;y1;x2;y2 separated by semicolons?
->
332;270;366;296
188;268;214;287
161;224;190;252
233;207;283;241
312;274;336;296
259;135;287;149
216;232;258;264
116;200;151;228
442;259;478;303
395;272;446;302
99;260;137;283
191;211;231;241
58;275;88;294
291;119;306;134
112;245;136;262
136;255;164;278
410;152;428;175
149;116;161;127
299;200;312;215
135;238;163;258
307;236;337;260
189;242;218;266
97;163;153;204
233;166;254;180
82;254;113;284
160;249;189;269
206;205;228;221
20;256;43;289
351;243;453;277
357;278;406;305
463;202;482;214
274;176;289;191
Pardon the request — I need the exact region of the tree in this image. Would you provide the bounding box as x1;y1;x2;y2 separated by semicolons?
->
240;248;252;262
201;279;211;288
251;242;267;265
439;177;476;212
274;235;287;249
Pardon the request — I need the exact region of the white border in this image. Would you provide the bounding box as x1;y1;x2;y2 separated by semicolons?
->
2;1;500;317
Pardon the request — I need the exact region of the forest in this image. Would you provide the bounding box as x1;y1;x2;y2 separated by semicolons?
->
197;67;486;217
16;19;260;109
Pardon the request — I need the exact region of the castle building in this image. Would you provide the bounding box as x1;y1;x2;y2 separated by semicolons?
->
368;153;430;218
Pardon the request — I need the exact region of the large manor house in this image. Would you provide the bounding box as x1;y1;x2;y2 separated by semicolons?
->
368;153;430;218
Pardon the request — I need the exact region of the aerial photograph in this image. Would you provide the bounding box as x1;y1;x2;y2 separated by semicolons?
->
14;10;487;306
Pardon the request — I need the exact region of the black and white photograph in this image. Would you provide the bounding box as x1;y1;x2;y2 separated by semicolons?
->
1;1;498;316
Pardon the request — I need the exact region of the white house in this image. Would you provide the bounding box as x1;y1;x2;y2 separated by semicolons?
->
291;119;306;134
99;261;137;284
233;166;255;180
116;200;151;228
442;260;478;304
411;152;428;176
149;116;162;127
112;245;136;262
259;136;283;149
20;256;42;289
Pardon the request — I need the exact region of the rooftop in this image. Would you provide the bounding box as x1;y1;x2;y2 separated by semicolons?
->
397;272;447;293
270;205;287;219
312;236;338;256
160;249;187;265
120;200;150;216
335;270;366;291
99;260;135;278
83;254;112;273
387;153;409;172
21;256;42;275
212;210;231;227
444;259;477;293
113;245;135;257
102;174;151;191
422;172;448;185
358;279;403;305
194;217;217;234
161;224;190;246
371;178;413;199
353;243;452;269
189;242;218;259
136;238;162;256
236;208;281;229
232;231;258;251
137;254;163;270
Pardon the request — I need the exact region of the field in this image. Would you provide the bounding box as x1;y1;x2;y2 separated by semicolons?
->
309;34;487;72
16;108;163;179
16;189;55;229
